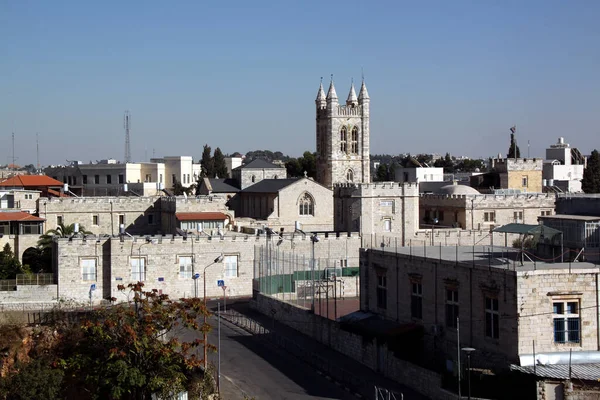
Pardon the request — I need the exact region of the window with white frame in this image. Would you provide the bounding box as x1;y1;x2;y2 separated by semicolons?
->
522;176;529;187
485;296;499;339
299;193;314;216
130;257;146;282
383;219;391;232
224;255;238;277
411;282;423;319
445;289;459;328
81;258;97;281
484;212;495;222
376;274;387;309
553;301;580;344
179;256;193;279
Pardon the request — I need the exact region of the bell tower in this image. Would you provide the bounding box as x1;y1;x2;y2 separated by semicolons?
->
316;77;370;188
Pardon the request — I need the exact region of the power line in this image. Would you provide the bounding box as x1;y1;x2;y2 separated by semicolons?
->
124;110;131;163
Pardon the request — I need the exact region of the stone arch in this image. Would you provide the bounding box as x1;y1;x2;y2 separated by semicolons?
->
298;192;315;216
346;169;354;182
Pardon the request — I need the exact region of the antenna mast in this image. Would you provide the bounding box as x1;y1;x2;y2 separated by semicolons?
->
11;132;16;172
36;133;40;173
124;110;131;163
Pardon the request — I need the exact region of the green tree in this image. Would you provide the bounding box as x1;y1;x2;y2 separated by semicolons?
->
38;223;92;253
0;243;26;279
507;133;521;159
375;163;389;181
213;147;228;179
582;149;600;193
285;158;302;178
299;151;317;178
200;144;214;178
0;357;64;400
61;283;215;400
173;178;195;196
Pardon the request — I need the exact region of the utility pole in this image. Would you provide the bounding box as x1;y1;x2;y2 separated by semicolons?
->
124;110;131;163
36;133;40;173
11;132;16;172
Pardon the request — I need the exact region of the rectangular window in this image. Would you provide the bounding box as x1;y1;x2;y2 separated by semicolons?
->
94;175;100;184
148;214;155;225
380;200;393;207
82;175;88;184
92;215;99;226
383;219;391;232
445;289;459;328
119;214;125;226
106;174;112;184
485;297;500;339
57;215;63;226
179;256;193;279
145;174;151;182
130;257;146;282
553;301;580;344
522;176;528;187
73;177;77;185
514;211;523;221
411;282;423;319
224;255;238;277
119;174;124;184
159;174;163;183
377;274;387;309
81;258;97;281
172;174;177;184
484;212;495;223
340;259;348;268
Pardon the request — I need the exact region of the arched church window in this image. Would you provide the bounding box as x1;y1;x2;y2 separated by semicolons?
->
346;169;354;182
340;126;347;153
351;126;359;154
298;193;314;216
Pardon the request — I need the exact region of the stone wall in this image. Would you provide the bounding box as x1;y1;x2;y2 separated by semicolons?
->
0;285;58;304
54;232;362;305
334;182;419;245
232;167;286;190
276;178;333;232
556;195;600;217
252;293;457;400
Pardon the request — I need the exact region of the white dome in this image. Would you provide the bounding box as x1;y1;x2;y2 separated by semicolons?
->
439;184;480;195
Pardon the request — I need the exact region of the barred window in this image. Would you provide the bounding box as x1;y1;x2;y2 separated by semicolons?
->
179;256;193;279
485;297;499;339
81;259;97;281
445;289;459;328
553;301;580;344
131;257;146;282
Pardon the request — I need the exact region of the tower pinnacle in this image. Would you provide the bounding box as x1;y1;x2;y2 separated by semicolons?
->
326;75;338;101
346;79;358;106
358;79;370;101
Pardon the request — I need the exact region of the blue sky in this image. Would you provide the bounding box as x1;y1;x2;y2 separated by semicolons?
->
1;0;599;165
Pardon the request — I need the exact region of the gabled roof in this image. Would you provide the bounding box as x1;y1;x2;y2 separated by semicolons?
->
0;211;45;222
0;175;63;188
240;179;299;193
233;159;284;170
209;179;240;192
176;212;229;221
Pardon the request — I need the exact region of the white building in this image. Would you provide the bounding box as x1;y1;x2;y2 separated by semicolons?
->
395;166;444;184
542;137;586;193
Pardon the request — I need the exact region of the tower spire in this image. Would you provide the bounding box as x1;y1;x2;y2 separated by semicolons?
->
315;77;326;104
326;74;338;100
346;78;358;106
358;78;370;101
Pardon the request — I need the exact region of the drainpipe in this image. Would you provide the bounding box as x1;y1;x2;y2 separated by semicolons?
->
597;273;600;350
110;201;114;236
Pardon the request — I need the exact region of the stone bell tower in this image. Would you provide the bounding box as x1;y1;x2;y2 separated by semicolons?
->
315;77;370;188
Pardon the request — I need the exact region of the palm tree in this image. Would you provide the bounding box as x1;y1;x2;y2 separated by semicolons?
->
37;223;93;251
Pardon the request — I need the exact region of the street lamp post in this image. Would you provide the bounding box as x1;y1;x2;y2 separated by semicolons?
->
461;347;476;400
431;217;439;246
310;233;320;313
203;254;224;370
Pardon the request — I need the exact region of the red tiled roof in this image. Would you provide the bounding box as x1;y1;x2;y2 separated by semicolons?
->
0;175;63;188
46;188;70;198
0;211;45;222
176;212;229;221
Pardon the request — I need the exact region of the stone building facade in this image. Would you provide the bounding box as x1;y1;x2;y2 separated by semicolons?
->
472;158;544;193
315;79;370;188
333;182;419;245
38;195;231;236
231;159;286;190
53;233;362;305
420;192;556;230
360;247;600;372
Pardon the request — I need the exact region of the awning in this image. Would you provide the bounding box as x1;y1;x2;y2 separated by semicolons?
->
175;212;229;222
493;223;562;238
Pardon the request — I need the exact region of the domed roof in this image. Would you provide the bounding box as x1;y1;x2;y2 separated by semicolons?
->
439;184;480;195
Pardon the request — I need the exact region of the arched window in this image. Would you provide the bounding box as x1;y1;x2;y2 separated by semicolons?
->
298;193;314;216
351;126;359;154
340;126;347;153
251;175;256;183
274;175;278;179
346;169;354;182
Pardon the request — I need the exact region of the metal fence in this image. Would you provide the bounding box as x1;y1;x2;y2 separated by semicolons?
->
16;273;55;286
375;386;403;400
0;279;16;291
252;244;360;308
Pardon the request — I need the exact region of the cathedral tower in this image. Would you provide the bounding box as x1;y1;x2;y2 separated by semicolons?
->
316;77;370;188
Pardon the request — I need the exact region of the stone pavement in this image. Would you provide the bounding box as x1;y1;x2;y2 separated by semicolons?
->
216;301;429;400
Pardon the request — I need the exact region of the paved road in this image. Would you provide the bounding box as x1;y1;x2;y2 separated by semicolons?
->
178;313;357;400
